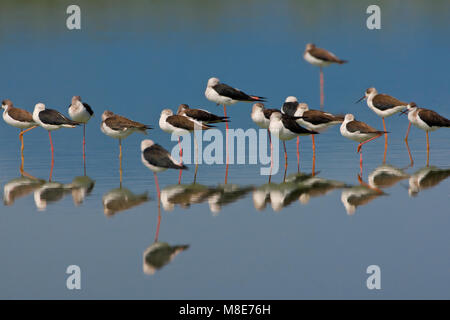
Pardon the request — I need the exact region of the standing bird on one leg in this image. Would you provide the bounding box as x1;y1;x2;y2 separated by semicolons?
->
204;77;266;125
177;104;229;124
205;77;266;183
282;96;344;173
141;139;187;199
356;87;408;162
1;99;37;163
401;102;450;166
160;109;213;183
101;110;152;185
251;103;281;175
32;103;80;181
340;114;386;176
68;96;94;171
303;43;347;108
269;112;318;181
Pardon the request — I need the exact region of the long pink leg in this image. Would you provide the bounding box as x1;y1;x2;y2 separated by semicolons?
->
154;172;160;199
178;137;183;184
83;124;87;176
312;135;316;176
296;137;300;172
426;131;430;167
405;122;411;141
224;104;229;184
382;118;388;163
359;151;363;177
320;67;324;109
48;131;54;181
357;134;382;153
154;198;161;243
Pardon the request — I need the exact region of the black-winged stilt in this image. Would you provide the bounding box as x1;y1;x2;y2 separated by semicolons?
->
340;114;386;175
303;43;347;108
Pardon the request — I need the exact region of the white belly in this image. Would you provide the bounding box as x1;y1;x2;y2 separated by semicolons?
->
3;111;35;129
251;111;269;129
205;87;237;106
101;122;133;139
367;99;406;118
340;124;374;143
304;52;332;67
297;118;338;133
69;106;92;123
269;120;297;141
159;118;191;136
413;114;439;132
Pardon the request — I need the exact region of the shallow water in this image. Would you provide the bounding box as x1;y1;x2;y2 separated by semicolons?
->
0;0;449;299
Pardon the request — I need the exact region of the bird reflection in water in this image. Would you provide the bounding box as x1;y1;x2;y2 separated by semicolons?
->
161;183;215;211
207;184;253;215
102;187;149;217
3;176;45;206
368;164;409;190
160;183;252;215
69;176;95;206
253;172;347;211
408;166;450;197
34;181;74;211
143;197;189;275
340;174;386;215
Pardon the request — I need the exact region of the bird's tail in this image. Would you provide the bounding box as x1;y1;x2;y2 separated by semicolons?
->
138;125;153;134
338;60;348;64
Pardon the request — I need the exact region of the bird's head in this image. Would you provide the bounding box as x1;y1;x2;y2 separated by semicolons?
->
207;77;220;88
270;112;282;122
285;96;298;103
34;103;46;113
252;102;264;113
160;109;173;118
71;96;82;104
305;43;315;51
101;110;114;121
356;87;377;103
141;139;155;151
298;103;309;112
400;102;418;116
1;99;13;110
344;114;355;122
176;104;189;115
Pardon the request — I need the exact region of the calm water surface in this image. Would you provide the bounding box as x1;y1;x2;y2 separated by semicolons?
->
0;0;449;299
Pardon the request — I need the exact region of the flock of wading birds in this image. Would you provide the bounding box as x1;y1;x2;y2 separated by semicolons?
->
2;43;450;194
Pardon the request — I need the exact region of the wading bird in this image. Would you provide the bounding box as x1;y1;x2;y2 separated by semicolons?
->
141;139;187;199
357;87;407;161
68;96;94;169
101;110;152;184
251;103;281;173
303;43;347;108
269;112;318;180
402;102;450;166
33;103;80;180
340;114;386;175
159;109;213;183
2;99;37;159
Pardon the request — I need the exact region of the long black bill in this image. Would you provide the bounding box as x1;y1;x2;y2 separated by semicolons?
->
355;96;365;104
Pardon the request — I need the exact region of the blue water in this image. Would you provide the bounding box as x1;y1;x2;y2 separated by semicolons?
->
0;0;449;299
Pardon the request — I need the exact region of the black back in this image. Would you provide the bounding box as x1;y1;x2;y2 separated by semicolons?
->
281;101;298;116
212;83;253;101
39;109;78;126
281;115;317;135
143;144;187;170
